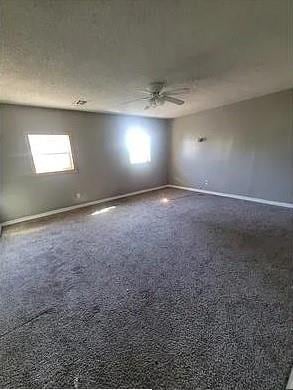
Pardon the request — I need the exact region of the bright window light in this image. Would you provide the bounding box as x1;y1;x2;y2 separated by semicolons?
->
126;128;151;164
28;134;75;174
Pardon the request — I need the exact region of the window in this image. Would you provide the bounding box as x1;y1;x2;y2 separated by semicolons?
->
126;128;151;164
28;134;75;174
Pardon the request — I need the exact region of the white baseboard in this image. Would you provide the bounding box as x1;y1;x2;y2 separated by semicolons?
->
2;185;168;227
2;183;292;227
287;367;293;389
167;184;293;209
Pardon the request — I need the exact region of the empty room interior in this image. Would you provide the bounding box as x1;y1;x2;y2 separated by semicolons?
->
0;1;293;389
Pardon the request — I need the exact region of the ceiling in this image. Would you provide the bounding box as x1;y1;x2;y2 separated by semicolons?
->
0;0;292;118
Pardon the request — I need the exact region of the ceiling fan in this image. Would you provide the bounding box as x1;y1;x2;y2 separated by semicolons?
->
124;81;190;110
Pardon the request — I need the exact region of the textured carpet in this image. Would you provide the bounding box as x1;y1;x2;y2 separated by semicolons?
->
0;188;292;389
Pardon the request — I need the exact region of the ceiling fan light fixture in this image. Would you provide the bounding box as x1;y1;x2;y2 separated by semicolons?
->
156;97;165;106
122;81;186;109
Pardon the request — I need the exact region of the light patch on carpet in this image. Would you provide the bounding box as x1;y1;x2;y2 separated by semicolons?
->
91;206;116;215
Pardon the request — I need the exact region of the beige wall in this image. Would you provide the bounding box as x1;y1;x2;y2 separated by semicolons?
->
169;89;293;204
0;105;168;222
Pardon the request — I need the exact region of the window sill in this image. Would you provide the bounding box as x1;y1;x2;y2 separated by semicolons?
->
33;168;78;176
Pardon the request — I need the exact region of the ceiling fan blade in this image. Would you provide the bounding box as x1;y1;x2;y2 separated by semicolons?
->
164;87;190;94
121;97;150;105
163;89;190;97
164;96;185;105
135;89;152;95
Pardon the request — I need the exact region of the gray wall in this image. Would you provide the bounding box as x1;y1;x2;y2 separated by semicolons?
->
1;88;292;223
169;89;293;204
0;108;3;229
0;104;168;222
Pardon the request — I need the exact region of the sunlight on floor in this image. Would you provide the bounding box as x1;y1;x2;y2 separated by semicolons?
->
91;206;116;216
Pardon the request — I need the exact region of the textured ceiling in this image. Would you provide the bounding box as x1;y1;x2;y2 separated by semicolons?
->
0;0;292;118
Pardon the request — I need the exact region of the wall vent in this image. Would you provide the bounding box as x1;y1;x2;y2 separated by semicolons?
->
74;99;87;106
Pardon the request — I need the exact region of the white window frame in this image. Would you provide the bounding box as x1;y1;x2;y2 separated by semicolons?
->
28;133;76;175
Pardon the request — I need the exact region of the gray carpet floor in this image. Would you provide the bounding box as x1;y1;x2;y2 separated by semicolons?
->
0;188;292;389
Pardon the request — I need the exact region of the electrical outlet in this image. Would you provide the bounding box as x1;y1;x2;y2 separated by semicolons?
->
76;193;81;199
204;180;209;186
